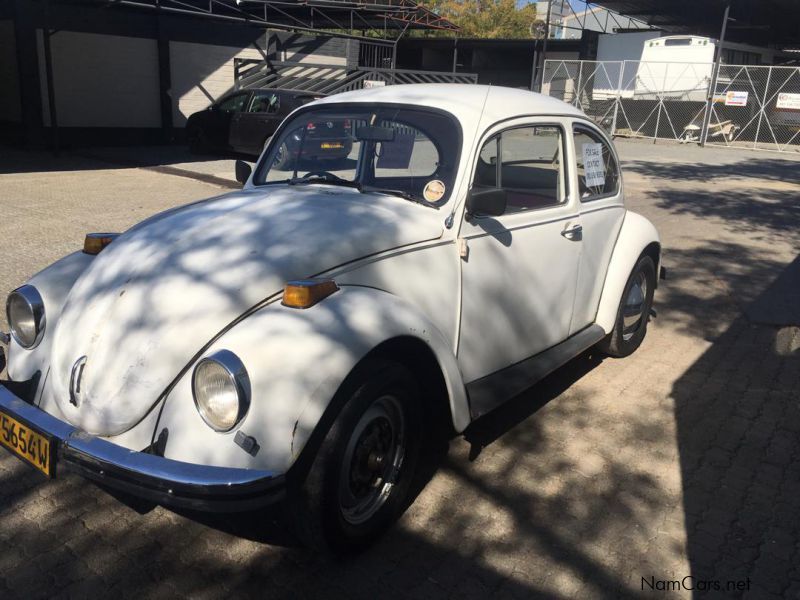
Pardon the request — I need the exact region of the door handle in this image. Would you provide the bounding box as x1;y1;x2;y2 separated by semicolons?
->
561;224;583;240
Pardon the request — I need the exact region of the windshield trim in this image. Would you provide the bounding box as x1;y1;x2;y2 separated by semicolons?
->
251;101;463;206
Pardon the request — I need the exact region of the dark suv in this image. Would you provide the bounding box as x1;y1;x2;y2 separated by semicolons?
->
186;89;322;157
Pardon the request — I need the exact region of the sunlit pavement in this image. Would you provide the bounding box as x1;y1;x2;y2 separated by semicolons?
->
0;141;798;599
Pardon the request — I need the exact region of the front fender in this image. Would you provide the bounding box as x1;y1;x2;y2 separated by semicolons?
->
6;251;94;385
155;286;468;474
595;210;661;333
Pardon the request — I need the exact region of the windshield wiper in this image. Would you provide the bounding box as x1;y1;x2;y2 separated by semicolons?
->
288;173;359;188
359;186;438;209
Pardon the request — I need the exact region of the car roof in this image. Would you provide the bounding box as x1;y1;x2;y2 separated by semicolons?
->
311;84;585;129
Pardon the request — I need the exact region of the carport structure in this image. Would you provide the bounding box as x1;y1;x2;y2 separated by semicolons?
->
591;0;800;48
95;0;459;37
1;0;457;151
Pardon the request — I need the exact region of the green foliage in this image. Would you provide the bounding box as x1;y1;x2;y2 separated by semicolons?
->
425;0;543;39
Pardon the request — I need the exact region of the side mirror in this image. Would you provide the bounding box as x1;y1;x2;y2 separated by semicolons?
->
235;160;252;185
466;187;507;217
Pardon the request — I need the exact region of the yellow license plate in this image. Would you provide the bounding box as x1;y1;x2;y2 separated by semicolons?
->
0;410;54;477
320;142;343;149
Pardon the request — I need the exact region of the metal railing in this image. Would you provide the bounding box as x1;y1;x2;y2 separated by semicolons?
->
543;59;800;152
358;40;394;69
236;60;478;96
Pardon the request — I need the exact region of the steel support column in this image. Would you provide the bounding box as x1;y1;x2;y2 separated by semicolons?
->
535;0;553;92
12;0;45;148
43;0;59;155
156;13;174;143
700;1;731;147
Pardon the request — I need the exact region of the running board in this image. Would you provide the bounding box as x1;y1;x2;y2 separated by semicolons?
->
465;324;606;420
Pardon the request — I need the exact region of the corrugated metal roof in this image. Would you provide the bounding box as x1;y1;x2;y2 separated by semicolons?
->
592;0;800;46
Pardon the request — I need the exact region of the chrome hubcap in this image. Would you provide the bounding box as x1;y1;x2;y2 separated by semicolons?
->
622;272;647;341
338;395;406;525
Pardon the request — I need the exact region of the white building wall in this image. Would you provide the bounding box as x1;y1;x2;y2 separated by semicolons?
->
0;20;22;122
37;30;161;128
169;38;347;126
169;41;267;126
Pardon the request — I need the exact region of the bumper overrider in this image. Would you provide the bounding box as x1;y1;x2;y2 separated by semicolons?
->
0;381;285;512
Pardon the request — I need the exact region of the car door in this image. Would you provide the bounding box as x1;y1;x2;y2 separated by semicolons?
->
568;122;626;335
458;119;582;385
230;90;283;155
201;91;249;149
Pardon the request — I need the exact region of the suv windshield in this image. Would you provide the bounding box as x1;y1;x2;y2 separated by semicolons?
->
254;105;462;206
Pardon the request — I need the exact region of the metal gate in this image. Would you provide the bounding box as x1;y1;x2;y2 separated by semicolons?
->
543;59;800;152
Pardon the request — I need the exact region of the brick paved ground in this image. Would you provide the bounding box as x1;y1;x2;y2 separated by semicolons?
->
0;141;799;599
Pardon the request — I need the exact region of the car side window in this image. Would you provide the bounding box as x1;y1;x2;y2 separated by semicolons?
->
573;126;620;201
248;93;280;114
472;126;566;214
217;93;248;113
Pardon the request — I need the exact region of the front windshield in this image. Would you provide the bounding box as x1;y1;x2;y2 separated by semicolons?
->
253;105;462;206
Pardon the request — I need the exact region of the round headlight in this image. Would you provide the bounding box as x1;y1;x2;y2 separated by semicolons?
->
6;285;46;349
192;350;251;432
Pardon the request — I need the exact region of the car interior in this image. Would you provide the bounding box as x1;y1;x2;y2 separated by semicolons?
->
473;128;564;213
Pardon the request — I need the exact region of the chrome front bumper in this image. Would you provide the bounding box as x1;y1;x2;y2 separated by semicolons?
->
0;384;284;512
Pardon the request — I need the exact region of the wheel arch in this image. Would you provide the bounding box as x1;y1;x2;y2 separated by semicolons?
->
286;333;457;484
364;335;456;436
154;287;469;476
595;211;661;333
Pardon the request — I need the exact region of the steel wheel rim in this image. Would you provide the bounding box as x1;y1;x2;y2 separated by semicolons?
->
622;271;647;341
274;143;286;166
338;394;406;526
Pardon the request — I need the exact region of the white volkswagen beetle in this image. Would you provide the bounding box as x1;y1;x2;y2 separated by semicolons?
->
0;85;661;551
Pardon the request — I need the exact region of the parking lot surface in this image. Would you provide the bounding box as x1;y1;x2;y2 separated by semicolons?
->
1;141;799;599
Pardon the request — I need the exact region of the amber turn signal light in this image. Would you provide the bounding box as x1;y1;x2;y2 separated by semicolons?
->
83;233;119;255
282;279;339;309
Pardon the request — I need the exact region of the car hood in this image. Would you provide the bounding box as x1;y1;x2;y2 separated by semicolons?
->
49;185;443;436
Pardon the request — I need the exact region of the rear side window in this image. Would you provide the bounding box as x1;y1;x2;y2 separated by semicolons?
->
248;92;280;114
217;93;248;113
573;126;620;201
472;125;566;214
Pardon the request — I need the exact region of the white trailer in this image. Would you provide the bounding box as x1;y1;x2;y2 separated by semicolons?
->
634;36;714;101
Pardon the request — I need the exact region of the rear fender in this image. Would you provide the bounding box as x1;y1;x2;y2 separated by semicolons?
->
595;211;661;333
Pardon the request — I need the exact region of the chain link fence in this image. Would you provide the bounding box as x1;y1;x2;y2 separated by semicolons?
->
543;59;800;152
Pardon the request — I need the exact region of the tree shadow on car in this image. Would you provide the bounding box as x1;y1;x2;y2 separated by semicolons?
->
126;350;605;552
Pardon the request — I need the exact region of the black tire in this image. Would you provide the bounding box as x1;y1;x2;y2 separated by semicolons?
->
597;254;656;358
260;136;271;158
272;142;291;170
289;360;422;553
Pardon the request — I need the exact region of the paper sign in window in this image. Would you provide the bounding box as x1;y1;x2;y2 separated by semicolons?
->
377;131;415;169
582;143;606;188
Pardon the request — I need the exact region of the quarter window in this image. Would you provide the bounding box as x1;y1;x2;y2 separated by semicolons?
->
573;127;620;201
472;126;566;214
